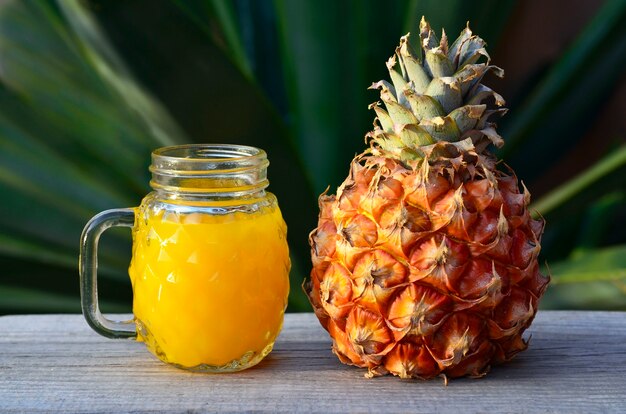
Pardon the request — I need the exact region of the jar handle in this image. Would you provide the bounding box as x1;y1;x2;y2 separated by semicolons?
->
79;208;137;339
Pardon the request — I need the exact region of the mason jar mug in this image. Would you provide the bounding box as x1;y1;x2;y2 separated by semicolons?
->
79;144;290;372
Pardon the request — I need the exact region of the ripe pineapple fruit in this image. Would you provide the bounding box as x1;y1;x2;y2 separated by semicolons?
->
306;17;549;380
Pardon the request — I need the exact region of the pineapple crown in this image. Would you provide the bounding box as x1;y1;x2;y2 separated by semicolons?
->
367;17;507;161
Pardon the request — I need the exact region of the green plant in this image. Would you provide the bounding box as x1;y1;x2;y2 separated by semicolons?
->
0;0;624;314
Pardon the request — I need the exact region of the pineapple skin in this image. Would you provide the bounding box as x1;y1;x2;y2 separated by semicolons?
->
308;149;547;379
306;18;549;380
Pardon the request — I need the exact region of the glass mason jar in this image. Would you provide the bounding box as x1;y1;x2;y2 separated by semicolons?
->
79;144;290;372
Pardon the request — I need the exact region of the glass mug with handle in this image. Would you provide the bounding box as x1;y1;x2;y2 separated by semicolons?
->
79;144;290;372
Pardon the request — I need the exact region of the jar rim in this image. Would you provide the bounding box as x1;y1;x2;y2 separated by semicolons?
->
152;144;267;163
149;144;270;199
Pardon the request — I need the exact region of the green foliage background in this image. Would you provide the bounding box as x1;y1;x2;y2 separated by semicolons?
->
0;0;624;313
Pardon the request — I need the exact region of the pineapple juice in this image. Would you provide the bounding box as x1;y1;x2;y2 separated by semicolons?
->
128;200;290;370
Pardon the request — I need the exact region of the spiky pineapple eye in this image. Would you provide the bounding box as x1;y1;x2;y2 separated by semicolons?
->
346;306;392;356
353;250;407;288
376;178;404;200
387;284;451;337
409;235;469;272
403;205;431;232
341;214;378;247
384;342;437;379
428;313;485;367
320;263;353;319
311;221;338;260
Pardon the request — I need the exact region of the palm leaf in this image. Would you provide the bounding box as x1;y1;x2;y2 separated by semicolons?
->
0;0;180;312
542;245;626;310
499;0;626;181
173;0;253;79
0;0;624;314
85;0;318;310
531;145;626;216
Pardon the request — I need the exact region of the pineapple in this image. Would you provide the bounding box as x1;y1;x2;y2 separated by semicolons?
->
306;17;549;380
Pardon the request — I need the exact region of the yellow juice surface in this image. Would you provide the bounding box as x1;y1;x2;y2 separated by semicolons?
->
128;201;290;369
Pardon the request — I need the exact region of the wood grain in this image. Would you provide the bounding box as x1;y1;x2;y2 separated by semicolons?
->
0;311;625;413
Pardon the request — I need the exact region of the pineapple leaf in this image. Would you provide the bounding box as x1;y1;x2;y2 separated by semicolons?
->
372;105;395;132
404;92;446;121
397;35;430;93
395;124;435;147
457;36;488;68
448;105;486;132
448;25;473;66
419;16;440;50
387;56;410;106
466;84;505;106
420;116;461;142
424;77;462;114
424;49;454;78
383;98;419;126
454;64;503;97
403;0;516;52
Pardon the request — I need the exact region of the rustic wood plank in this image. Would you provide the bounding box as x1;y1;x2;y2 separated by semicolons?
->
0;311;625;413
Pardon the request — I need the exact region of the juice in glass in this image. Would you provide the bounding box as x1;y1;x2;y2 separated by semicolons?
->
129;198;290;370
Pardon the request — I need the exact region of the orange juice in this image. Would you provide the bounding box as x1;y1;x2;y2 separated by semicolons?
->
128;198;290;370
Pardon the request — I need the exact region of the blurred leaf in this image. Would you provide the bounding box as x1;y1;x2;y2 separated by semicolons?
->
87;0;318;310
541;281;626;310
0;0;175;313
58;0;187;147
531;144;626;216
0;230;77;269
0;285;129;314
0;253;132;314
0;0;624;315
173;0;253;79
542;245;626;309
500;0;626;176
552;269;626;284
574;192;624;250
0;285;79;313
273;0;371;192
551;244;626;283
0;1;171;194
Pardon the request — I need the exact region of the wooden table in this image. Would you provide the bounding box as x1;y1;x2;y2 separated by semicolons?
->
1;311;625;413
